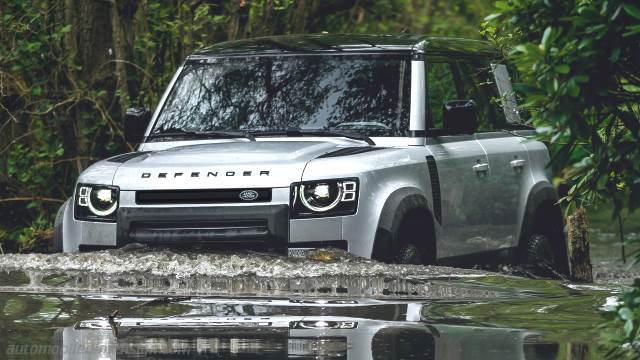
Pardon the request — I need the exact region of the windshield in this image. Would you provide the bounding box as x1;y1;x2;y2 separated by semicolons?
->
150;54;411;139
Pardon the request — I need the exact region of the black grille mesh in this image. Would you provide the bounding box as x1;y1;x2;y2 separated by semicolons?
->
136;188;272;204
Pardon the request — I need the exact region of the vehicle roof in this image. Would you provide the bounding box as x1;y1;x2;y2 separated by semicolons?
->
191;34;499;59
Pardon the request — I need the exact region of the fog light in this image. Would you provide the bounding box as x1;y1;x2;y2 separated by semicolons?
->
288;338;347;357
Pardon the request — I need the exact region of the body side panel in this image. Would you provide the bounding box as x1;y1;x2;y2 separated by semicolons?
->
301;147;434;259
424;135;490;258
474;132;530;250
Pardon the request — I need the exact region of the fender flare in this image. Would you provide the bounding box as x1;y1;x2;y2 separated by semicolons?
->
53;198;70;252
371;187;436;262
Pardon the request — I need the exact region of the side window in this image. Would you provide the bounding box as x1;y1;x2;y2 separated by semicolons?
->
425;62;458;129
456;60;508;131
491;63;522;124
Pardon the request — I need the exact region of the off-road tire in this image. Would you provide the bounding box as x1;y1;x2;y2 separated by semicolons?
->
396;243;424;265
372;193;436;265
393;208;435;265
521;233;560;277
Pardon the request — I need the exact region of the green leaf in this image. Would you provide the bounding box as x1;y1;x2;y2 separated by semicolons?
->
619;307;633;321
567;80;580;97
541;26;553;50
623;24;640;37
554;64;570;74
624;319;634;337
494;1;510;10
610;47;621;62
484;13;502;21
573;75;589;83
623;3;640;20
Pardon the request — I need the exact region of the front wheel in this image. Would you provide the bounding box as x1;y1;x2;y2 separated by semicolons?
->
396;243;424;265
391;209;435;265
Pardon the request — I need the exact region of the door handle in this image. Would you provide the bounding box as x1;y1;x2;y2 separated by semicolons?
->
473;163;489;173
510;159;526;168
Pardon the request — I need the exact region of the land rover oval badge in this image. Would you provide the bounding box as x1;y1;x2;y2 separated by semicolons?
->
239;189;259;201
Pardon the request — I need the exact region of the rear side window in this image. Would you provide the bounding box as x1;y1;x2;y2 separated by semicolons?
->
456;60;509;131
425;60;506;132
425;62;458;129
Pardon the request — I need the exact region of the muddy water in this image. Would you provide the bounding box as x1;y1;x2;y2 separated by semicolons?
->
0;211;637;359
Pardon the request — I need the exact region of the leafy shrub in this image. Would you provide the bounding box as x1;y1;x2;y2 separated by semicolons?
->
485;0;640;354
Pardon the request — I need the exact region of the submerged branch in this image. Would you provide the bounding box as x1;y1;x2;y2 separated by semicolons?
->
0;197;65;204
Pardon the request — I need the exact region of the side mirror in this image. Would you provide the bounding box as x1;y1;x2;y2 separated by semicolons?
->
443;100;478;135
124;107;151;144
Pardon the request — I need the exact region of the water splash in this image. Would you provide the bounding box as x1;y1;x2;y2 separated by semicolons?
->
0;246;488;279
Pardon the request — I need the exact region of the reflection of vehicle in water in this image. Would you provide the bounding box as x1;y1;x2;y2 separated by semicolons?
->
54;34;568;275
52;299;558;359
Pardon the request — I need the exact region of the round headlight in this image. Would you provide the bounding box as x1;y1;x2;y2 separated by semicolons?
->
87;187;118;216
299;182;343;212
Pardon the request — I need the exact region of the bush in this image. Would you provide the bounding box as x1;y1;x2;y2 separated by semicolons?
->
485;0;640;354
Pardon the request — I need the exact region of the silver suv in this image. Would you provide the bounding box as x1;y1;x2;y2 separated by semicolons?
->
54;34;568;273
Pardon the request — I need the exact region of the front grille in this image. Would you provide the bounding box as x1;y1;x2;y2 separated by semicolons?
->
136;188;272;205
129;219;270;245
116;205;289;249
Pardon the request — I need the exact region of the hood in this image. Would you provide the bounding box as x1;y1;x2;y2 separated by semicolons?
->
113;141;347;190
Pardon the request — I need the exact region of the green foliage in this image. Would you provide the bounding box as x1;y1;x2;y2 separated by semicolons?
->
484;0;640;354
600;279;640;358
484;0;640;214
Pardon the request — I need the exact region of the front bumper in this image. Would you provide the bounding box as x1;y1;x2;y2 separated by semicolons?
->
117;205;289;249
63;188;347;252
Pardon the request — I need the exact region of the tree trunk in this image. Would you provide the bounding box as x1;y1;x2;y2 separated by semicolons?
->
228;0;249;40
292;0;308;33
258;0;275;36
567;207;593;282
63;0;114;171
568;343;589;359
111;0;131;120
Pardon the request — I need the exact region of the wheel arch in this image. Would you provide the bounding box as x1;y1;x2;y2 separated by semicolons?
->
53;198;71;252
371;187;436;263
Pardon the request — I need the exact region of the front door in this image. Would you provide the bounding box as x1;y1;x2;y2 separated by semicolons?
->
456;59;527;250
424;61;491;258
475;133;529;248
425;136;490;259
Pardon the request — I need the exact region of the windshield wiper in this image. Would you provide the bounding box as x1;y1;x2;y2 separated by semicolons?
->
250;129;375;145
147;129;256;142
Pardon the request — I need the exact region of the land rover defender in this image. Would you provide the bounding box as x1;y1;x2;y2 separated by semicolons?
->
54;34;568;273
